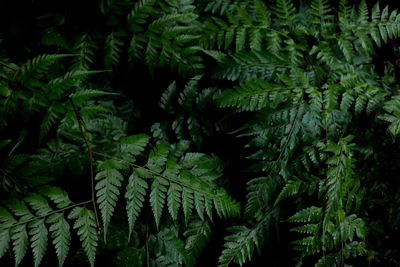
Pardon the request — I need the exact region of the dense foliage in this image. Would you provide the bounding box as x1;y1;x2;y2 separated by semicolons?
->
1;0;400;266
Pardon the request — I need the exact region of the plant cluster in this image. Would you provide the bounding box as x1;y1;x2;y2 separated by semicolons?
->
1;0;400;266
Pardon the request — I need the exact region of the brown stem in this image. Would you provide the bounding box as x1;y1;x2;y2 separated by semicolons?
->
68;98;101;232
0;61;19;71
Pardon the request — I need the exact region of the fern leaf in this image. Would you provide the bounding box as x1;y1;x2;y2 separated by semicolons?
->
38;186;73;209
150;177;168;229
288;206;322;223
125;170;148;241
194;192;205;220
47;213;70;267
167;182;182;222
47;70;104;92
28;219;48;267
11;225;29;266
274;180;302;205
68;207;98;267
19;54;72;83
309;0;332;26
218;79;289;111
72;34;98;70
39;104;65;142
235;28;246;52
121;134;150;157
147;144;169;173
70;89;117;106
218;225;261;266
184;220;212;264
24;193;53;216
105;32;124;69
0;207;15;258
274;0;298;26
182;187;194;224
95;168;123;239
0;228;10;259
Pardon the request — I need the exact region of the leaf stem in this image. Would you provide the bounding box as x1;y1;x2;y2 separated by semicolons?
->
68;98;101;232
0;61;19;71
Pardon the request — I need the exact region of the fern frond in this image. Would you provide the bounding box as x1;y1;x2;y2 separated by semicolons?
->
288;206;322;223
47;213;70;267
181;187;194;224
215;51;290;81
19;54;72;84
72;34;98;70
38;186;73;209
105;32;124;69
309;0;333;28
218;79;293;111
120;134;150;157
47;70;104;93
184;219;212;265
167;182;182;222
68;207;98;267
69;89;117;106
379;96;400;136
95;168;124;239
274;179;302;205
28;219;48;267
0;207;15;258
218;218;271;267
125;170;148;241
150;177;169;229
273;0;298;26
11;224;29;266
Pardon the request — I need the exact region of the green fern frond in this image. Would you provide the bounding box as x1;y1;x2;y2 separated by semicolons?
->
28;219;48;267
47;70;104;92
217;79;292;111
38;186;73;209
147;144;170;173
288;206;322;223
167;182;182;222
19;54;73;84
72;34;98;70
184;219;212;265
120;134;150;157
274;180;302;205
11;224;29;266
150;177;169;229
95;168;124;239
69;89;117;106
218;221;269;267
125;170;148;241
309;0;333;28
47;213;71;267
379;96;400;136
105;32;124;69
68;207;98;267
273;0;298;26
215;51;290;81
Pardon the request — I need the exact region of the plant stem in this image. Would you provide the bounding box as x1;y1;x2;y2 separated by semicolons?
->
0;61;19;71
69;98;101;232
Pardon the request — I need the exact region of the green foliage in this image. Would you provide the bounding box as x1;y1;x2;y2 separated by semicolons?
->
2;0;400;266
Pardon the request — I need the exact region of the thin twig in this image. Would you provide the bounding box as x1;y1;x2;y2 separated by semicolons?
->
0;61;19;71
0;200;92;230
68;98;101;232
